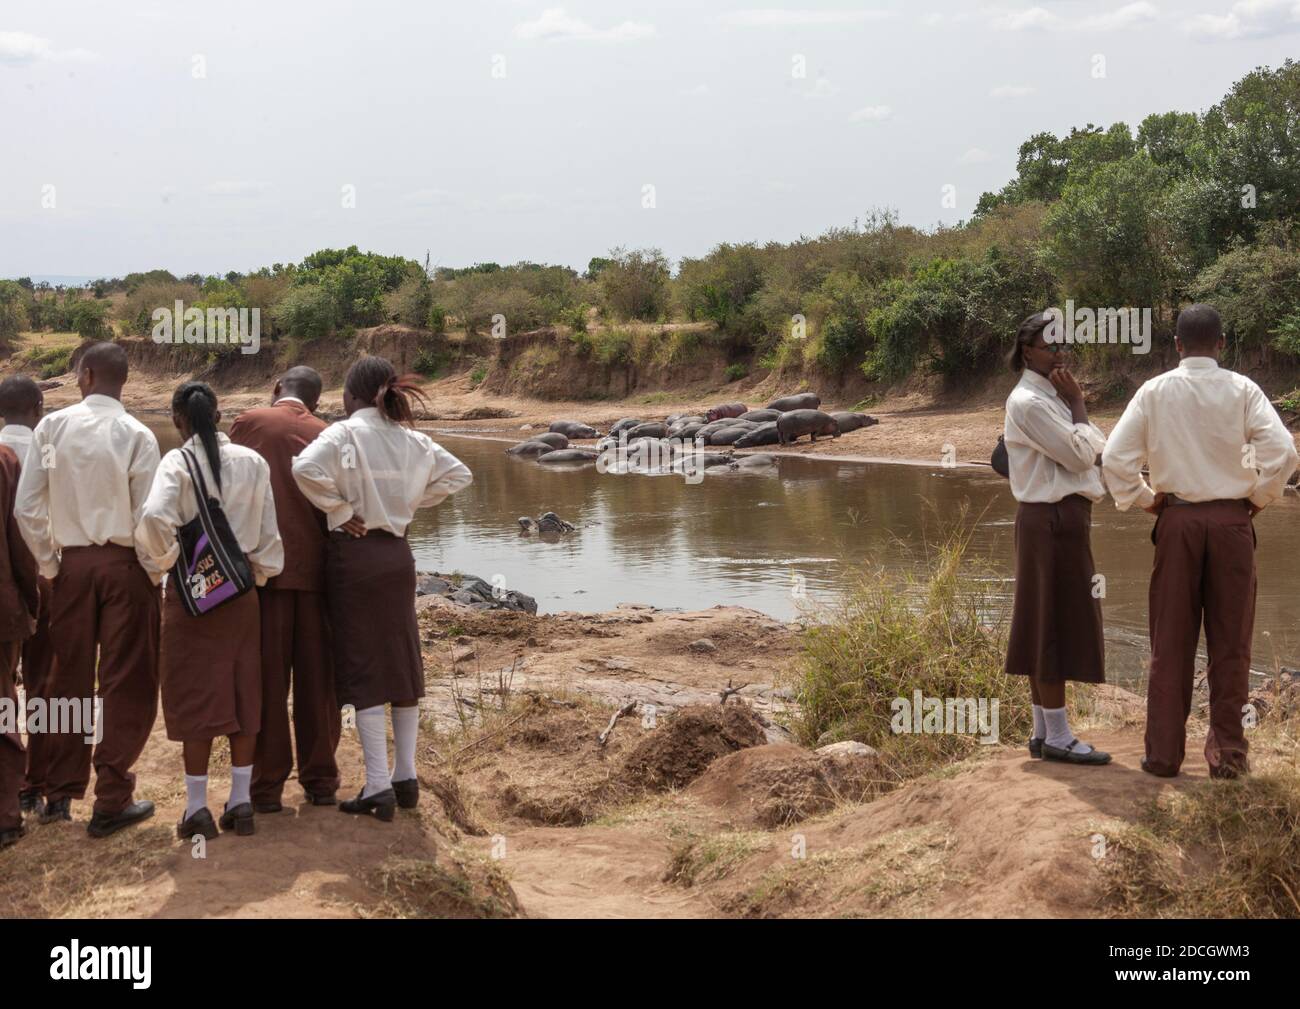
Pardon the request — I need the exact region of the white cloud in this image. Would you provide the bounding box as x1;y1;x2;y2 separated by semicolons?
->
802;76;840;99
0;31;94;66
990;84;1035;98
1186;0;1300;39
957;147;993;164
680;83;710;97
403;188;458;207
1080;2;1160;31
984;3;1160;32
515;8;656;42
720;9;894;27
849;104;892;122
205;180;271;197
986;6;1062;31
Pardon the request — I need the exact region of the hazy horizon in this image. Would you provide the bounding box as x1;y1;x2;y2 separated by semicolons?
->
2;0;1298;279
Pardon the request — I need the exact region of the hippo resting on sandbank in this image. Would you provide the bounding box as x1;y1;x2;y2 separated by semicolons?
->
703;426;754;446
740;408;781;423
831;412;879;434
549;419;600;439
624;421;669;442
609;418;642;436
777;409;840;445
767;392;821;412
733;422;779;448
538;447;600;464
704;402;748;422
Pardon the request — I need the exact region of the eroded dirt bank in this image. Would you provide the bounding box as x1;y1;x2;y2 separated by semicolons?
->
4;596;1286;920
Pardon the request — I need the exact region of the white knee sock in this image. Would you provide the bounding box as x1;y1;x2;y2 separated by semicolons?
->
1043;707;1093;754
391;706;419;782
228;765;252;808
356;705;392;797
1032;705;1046;740
185;774;208;819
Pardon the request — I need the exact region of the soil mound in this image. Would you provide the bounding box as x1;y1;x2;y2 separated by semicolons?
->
688;742;881;827
620;703;767;790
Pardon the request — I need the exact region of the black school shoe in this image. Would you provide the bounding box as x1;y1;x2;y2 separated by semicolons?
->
339;789;396;822
40;797;71;824
1;826;25;849
392;779;418;810
219;802;256;836
253;799;283;814
1028;737;1044;759
87;800;155;838
304;790;337;807
19;791;44;817
177;807;219;841
1042;739;1111;766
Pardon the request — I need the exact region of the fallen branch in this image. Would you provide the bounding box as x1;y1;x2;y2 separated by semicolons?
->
598;701;638;748
719;678;749;705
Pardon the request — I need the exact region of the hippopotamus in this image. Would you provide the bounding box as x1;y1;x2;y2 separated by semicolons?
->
666;416;704;437
670;422;705;442
536;511;574;533
777;409;840;445
831;412;879;434
734;452;777;468
625;421;669;442
671;451;732;473
507;439;558;457
733;422;780;448
741;408;782;424
549;420;600;439
703;426;755;446
609;418;643;436
704;402;748;423
767;392;821;412
537;448;599;464
532;431;569;449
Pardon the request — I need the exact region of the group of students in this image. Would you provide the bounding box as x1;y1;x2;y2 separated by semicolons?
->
0;343;471;847
1003;303;1299;777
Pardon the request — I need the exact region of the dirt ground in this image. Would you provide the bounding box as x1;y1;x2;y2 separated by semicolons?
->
0;598;1256;920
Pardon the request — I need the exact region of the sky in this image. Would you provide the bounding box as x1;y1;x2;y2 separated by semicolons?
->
1;1;1298;279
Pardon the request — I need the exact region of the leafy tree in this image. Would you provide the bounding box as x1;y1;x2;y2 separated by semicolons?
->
0;280;29;349
68;298;110;340
597;247;670;321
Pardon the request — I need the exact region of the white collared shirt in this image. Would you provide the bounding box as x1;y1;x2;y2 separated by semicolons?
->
0;424;33;463
135;432;284;586
1003;369;1108;503
291;408;472;536
1102;356;1299;511
15;395;161;578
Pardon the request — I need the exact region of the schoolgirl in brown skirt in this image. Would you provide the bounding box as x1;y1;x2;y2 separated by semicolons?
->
1002;312;1111;766
293;356;472;821
136;382;284;838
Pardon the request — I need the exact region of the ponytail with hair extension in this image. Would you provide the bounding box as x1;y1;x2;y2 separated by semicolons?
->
1007;310;1055;374
171;380;223;491
346;355;430;427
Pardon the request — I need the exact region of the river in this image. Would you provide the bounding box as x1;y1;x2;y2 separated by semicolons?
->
136;418;1300;683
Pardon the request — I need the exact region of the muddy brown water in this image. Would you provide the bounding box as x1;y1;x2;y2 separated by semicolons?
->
105;419;1300;683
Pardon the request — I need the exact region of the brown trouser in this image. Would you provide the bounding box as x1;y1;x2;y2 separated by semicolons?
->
45;545;160;815
1146;500;1256;778
20;577;54;800
252;588;340;803
0;642;23;832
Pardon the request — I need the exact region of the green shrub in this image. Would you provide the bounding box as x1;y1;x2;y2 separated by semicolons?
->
271;284;338;340
724;363;748;382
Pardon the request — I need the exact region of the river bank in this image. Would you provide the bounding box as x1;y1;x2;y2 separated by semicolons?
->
3;593;1296;919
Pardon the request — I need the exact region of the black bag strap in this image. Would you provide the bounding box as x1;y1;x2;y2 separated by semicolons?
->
180;446;216;509
180;447;245;576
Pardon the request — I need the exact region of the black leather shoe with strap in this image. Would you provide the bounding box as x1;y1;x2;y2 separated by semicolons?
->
1042;739;1111;765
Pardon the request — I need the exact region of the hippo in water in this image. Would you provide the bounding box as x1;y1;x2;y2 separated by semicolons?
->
549;419;600;439
532;431;570;449
777;409;840;445
704;402;748;423
609;418;643;436
519;512;575;534
538;447;599;464
831;412;879;434
767;392;821;412
733;422;779;448
507;439;558;457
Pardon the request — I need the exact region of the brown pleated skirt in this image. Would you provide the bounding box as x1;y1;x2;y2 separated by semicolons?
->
160;585;262;741
1005;495;1106;684
325;530;423;710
